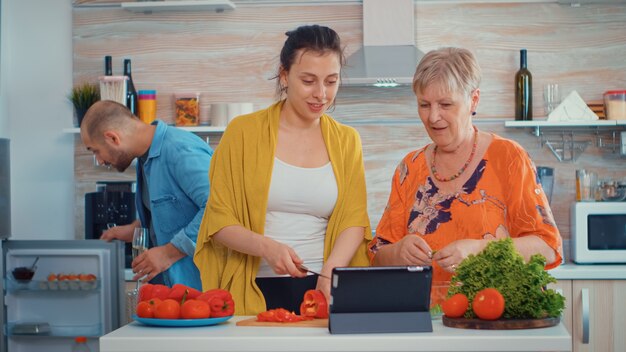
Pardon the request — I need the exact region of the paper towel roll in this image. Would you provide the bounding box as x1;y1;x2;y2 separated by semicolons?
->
227;103;241;123
240;103;254;115
210;103;229;127
227;103;255;123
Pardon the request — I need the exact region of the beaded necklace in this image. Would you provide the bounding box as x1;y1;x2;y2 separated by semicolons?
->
430;127;478;182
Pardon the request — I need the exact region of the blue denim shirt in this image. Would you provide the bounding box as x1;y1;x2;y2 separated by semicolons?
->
136;121;212;290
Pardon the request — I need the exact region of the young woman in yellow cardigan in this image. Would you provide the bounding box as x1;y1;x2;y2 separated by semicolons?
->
194;25;371;315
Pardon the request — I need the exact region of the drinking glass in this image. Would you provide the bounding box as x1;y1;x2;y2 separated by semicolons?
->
132;228;149;290
543;83;561;115
576;169;598;202
132;227;148;260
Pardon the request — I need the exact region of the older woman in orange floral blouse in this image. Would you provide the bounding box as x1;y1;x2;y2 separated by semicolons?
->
368;47;562;284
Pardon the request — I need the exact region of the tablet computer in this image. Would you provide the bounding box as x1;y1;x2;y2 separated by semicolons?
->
329;266;433;334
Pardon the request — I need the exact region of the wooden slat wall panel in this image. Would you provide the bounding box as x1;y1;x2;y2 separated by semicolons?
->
73;2;626;259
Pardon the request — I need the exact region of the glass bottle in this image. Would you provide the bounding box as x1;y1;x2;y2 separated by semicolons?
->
515;49;532;121
123;59;138;115
104;56;112;76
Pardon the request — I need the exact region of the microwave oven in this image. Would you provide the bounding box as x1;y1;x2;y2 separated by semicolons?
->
571;202;626;264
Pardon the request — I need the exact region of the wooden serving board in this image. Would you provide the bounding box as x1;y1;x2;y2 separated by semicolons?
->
442;316;560;330
236;317;328;328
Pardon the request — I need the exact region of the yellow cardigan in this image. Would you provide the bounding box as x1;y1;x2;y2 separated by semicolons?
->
193;101;372;315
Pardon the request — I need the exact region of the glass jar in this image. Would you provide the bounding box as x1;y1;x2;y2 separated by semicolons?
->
174;93;200;126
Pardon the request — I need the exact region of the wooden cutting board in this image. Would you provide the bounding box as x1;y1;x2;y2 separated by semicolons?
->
236;317;328;328
442;316;560;330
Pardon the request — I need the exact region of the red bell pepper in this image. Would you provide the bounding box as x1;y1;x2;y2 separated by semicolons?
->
207;295;235;317
299;289;328;319
167;284;202;302
197;288;235;317
196;288;231;302
138;283;154;302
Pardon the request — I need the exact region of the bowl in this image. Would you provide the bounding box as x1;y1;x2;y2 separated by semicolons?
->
12;267;35;282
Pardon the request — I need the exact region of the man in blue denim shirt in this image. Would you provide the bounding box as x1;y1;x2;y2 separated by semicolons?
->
81;100;212;290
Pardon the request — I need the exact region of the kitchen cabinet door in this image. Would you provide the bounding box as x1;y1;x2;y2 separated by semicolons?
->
549;280;573;342
571;280;626;352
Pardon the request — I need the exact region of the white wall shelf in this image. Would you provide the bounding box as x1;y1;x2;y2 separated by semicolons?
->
63;126;226;134
504;119;626;162
121;1;236;13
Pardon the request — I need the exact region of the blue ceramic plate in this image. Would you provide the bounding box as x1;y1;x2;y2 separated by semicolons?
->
133;315;232;327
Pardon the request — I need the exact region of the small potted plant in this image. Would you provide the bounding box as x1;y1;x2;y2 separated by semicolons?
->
69;82;100;127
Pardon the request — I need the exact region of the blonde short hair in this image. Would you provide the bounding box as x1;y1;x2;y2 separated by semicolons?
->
412;47;481;98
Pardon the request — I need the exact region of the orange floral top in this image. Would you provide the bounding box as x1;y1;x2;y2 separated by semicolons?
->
368;134;562;284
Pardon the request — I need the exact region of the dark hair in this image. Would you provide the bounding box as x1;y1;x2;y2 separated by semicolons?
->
274;24;345;99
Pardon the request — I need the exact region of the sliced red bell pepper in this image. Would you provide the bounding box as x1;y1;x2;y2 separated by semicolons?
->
299;289;328;319
255;308;310;323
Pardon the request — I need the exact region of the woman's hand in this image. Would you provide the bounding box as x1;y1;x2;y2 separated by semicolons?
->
433;239;489;272
315;265;333;306
392;234;433;266
260;237;307;278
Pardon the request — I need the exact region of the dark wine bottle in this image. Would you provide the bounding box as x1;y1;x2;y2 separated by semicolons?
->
123;59;138;115
104;56;112;76
515;49;532;121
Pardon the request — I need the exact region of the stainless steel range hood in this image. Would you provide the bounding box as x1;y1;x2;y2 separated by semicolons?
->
343;0;423;87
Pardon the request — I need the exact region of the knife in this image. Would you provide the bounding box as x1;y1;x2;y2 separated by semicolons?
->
298;265;331;280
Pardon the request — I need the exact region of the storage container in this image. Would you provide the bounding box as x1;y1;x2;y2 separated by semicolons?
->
603;90;626;120
138;90;157;124
174;93;200;126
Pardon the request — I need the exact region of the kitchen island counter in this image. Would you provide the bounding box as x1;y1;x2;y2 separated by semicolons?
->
100;316;571;352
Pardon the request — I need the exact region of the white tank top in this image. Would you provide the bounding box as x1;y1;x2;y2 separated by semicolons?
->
257;157;338;278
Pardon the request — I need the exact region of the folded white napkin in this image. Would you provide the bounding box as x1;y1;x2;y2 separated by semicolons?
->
547;90;599;122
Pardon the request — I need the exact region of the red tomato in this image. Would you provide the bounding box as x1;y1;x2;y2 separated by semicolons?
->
442;293;469;318
180;299;211;319
472;288;505;320
136;301;156;318
299;289;328;319
138;283;154;302
154;298;181;319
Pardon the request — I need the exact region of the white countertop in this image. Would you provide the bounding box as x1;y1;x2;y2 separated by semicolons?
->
100;316;571;352
125;264;626;283
548;263;626;280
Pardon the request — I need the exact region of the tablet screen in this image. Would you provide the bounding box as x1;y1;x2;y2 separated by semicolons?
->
330;266;432;314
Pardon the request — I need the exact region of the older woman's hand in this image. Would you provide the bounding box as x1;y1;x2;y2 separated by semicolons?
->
432;239;489;273
392;234;433;266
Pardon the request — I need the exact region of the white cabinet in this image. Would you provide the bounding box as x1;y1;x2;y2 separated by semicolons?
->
550;279;626;352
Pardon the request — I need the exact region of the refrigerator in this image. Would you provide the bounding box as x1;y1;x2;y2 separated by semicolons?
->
1;239;126;352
